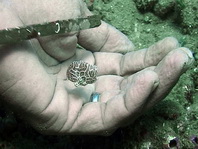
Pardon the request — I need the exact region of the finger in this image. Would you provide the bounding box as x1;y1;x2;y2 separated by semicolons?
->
121;37;180;74
12;0;86;63
93;66;156;103
78;21;135;53
68;70;159;135
37;32;78;62
94;37;179;76
78;2;135;53
143;47;194;110
96;67;155;103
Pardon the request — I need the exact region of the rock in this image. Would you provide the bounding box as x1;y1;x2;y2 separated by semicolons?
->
133;0;158;12
154;0;175;18
174;0;198;35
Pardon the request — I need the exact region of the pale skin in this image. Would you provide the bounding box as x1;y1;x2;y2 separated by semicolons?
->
0;0;194;135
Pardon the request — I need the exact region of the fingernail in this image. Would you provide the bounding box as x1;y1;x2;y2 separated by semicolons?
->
180;48;195;71
180;48;194;59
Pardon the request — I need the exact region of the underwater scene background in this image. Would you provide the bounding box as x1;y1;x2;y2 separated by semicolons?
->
0;0;197;148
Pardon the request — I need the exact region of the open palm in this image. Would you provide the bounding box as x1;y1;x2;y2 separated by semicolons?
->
0;0;193;135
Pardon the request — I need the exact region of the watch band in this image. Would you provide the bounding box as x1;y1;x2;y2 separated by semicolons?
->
0;15;101;44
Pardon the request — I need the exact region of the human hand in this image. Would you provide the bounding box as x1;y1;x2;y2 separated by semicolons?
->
0;0;194;135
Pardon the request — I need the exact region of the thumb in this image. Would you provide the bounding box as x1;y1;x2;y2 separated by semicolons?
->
37;32;78;62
